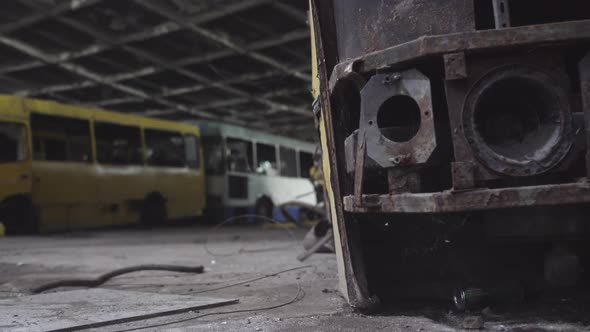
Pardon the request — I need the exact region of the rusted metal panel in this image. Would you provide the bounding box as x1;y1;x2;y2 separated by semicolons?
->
344;130;357;174
331;0;475;61
311;0;375;310
451;162;474;190
338;27;586;209
343;182;590;214
315;0;590;309
388;168;420;194
360;70;436;168
329;19;590;88
443;52;467;81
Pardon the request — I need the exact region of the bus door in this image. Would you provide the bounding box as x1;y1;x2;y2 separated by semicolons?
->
225;137;254;209
0;121;32;203
202;136;225;208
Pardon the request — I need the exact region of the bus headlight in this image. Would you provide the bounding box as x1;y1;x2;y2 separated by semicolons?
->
462;65;574;177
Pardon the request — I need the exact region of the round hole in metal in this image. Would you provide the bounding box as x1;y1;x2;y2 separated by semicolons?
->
377;95;421;143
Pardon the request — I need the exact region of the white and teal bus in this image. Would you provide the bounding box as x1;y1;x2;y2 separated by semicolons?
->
196;122;317;222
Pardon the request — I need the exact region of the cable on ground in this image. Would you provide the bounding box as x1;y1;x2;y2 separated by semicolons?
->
31;264;204;294
185;265;313;295
109;266;309;332
203;214;301;257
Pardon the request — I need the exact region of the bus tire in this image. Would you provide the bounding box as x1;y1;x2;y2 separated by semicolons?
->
3;197;39;235
254;196;274;220
141;194;167;226
22;205;39;234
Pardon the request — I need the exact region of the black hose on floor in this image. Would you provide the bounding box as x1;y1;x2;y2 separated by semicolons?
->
31;264;204;294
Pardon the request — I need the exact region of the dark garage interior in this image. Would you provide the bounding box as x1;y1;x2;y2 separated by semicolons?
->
1;1;590;331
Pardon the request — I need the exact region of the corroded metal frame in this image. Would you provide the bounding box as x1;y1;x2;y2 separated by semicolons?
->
360;70;436;168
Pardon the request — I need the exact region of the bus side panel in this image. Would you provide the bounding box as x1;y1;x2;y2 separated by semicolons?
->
32;161;101;231
174;170;204;218
96;165;146;225
0;160;32;202
146;167;203;220
88;166;204;225
0;98;31;205
250;175;317;207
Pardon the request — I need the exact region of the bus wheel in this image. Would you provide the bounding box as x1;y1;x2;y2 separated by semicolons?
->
22;205;39;234
3;198;39;234
254;197;274;220
141;194;167;226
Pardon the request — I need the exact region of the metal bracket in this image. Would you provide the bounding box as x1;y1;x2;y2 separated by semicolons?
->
452;162;475;190
359;69;437;168
492;0;511;29
353;130;367;208
388;168;420;194
444;52;467;80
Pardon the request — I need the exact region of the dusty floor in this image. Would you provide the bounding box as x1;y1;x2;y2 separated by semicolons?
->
0;225;589;331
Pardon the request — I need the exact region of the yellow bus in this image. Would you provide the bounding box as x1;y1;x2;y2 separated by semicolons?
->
0;96;205;233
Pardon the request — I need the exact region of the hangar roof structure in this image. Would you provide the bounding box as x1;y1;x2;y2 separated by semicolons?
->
0;0;315;140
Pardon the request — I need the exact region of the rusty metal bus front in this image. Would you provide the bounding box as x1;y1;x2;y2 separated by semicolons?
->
311;0;590;309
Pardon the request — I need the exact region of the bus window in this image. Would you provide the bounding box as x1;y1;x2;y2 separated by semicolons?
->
44;139;67;161
95;122;142;165
299;151;314;179
279;146;297;177
145;129;185;167
31;113;91;162
226;137;253;173
0;122;26;162
203;137;224;175
185;135;200;169
256;143;277;176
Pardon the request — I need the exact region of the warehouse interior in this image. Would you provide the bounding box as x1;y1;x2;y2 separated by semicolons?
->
0;0;315;140
1;1;590;331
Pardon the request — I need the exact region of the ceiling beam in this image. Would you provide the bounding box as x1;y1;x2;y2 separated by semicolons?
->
9;30;309;95
135;0;311;83
0;34;222;120
0;0;101;34
178;0;273;23
96;68;308;106
271;2;309;24
114;107;258;128
233;16;308;62
2;0;315;136
134;88;305;117
54;16;311;116
10;14;311;117
1;0;272;75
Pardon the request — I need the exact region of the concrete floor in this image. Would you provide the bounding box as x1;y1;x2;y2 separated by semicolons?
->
0;226;589;331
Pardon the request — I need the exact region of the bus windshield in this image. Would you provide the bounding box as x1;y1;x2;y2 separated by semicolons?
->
226;137;253;173
0;122;26;163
